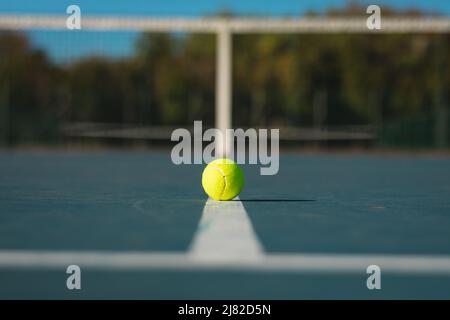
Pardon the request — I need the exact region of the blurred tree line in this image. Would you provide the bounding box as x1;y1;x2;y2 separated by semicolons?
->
0;4;448;147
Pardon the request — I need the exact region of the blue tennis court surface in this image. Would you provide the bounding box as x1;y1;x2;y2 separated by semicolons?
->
0;152;449;299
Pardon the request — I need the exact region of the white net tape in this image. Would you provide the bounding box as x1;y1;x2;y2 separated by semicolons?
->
0;15;449;33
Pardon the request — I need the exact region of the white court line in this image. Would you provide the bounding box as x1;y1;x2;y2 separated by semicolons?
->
188;197;264;261
1;198;450;274
1;251;450;274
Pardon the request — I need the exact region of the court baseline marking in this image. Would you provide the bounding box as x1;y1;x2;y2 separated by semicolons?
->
1;198;450;274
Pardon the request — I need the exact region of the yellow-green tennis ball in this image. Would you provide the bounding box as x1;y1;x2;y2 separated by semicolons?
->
202;158;244;201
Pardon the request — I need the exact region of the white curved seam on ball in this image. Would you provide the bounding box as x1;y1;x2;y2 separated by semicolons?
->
211;166;227;200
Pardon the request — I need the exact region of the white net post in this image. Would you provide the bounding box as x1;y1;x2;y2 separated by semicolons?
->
215;21;233;159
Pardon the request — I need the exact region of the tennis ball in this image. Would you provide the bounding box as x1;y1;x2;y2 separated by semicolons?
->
202;158;244;201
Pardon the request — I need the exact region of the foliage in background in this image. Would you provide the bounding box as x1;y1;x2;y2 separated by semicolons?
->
0;4;448;147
